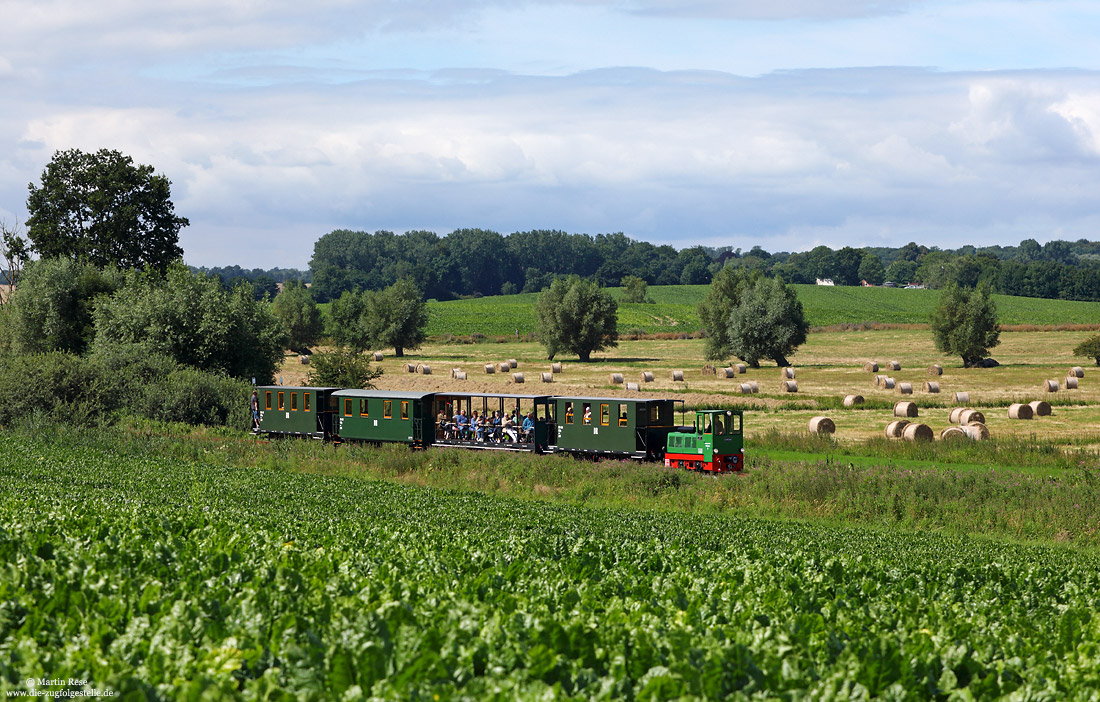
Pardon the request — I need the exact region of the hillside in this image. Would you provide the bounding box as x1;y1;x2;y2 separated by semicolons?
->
424;284;1100;337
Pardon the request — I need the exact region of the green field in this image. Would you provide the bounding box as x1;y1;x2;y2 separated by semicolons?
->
424;285;1100;337
5;428;1100;699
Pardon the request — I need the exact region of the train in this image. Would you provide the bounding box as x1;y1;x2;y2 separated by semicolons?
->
254;386;744;472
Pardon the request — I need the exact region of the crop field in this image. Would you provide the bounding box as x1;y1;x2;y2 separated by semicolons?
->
4;429;1100;699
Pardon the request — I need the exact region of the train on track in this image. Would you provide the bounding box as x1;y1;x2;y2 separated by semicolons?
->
254;386;744;472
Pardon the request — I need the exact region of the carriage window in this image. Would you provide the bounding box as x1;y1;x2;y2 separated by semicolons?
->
344;398;353;417
401;401;409;420
649;405;659;423
329;396;338;411
582;403;592;425
618;404;628;427
265;391;272;410
360;399;368;417
304;392;311;412
600;404;610;426
565;402;574;424
384;400;392;418
291;393;298;411
278;392;285;410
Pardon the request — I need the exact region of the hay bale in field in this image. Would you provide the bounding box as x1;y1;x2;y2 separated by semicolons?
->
540;372;553;383
928;364;943;376
981;358;999;367
863;361;879;372
940;426;967;441
508;359;518;368
922;381;940;393
902;423;933;442
625;382;640;391
671;370;685;381
738;383;753;394
873;374;884;387
511;372;525;384
781;380;798;392
808;416;835;434
610;373;624;384
843;394;864;407
403;363;416;373
1008;403;1033;419
781;367;796;379
734;363;747;373
958;409;985;425
1029;400;1052;416
720;367;736;378
747;381;759;393
954;392;969;404
701;364;716;376
894;401;918;418
887;360;901;371
962;422;990;440
498;362;511;373
1065;376;1079;389
453;371;467;380
372;352;384;361
551;362;562;374
1042;379;1059;393
418;364;432;375
299;355;310;365
484;364;495;374
1069;366;1085;378
896;382;913;395
641;371;655;383
880;377;896;390
949;407;965;423
885;420;910;438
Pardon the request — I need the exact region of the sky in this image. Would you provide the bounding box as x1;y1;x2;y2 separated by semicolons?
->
3;1;1100;269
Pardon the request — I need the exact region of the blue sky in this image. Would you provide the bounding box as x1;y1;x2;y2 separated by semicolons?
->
3;0;1100;268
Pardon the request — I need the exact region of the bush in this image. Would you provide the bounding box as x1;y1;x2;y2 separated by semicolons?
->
141;368;251;428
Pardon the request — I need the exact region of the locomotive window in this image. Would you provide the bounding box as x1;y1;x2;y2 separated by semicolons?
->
618;404;628;427
600;404;610;426
304;392;311;412
265;391;272;410
401;401;409;420
713;416;723;434
344;398;353;417
278;392;285;410
291;393;298;411
731;414;742;433
565;402;574;424
359;399;368;417
384;400;392;419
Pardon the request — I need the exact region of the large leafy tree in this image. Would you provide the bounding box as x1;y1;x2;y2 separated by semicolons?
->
271;280;323;354
535;276;618;362
26;148;188;272
698;266;753;361
1073;334;1100;366
857;252;885;285
930;283;1000;367
360;278;429;358
727;276;808;367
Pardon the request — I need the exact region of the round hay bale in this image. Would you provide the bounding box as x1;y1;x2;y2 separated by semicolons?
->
701;364;716;376
451;367;462;377
873;374;885;388
625;382;640;391
940;426;967;441
734;363;747;373
928;364;943;376
299;354;310;365
511;372;525;384
540;372;553;383
1065;376;1079;389
843;394;864;407
881;377;895;390
949;407;965;423
372;352;384;361
403;363;416;373
748;381;759;393
893;401;918;418
962;422;990;440
922;381;940;393
720;367;736;378
781;367;796;379
958;409;985;425
484;364;496;374
738;383;753;394
954;392;970;404
863;361;879;372
885;420;910;439
1008;403;1033;420
896;382;913;395
419;364;432;375
453;371;467;380
808;416;835;434
888;360;901;371
1069;366;1085;378
551;362;562;374
640;371;655;383
671;370;685;381
498;362;511;373
1042;379;1059;393
1029;400;1052;416
902;423;933;442
508;359;518;369
781;380;798;393
610;373;623;384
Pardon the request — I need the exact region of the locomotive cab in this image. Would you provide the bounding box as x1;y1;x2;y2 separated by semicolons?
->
664;409;744;472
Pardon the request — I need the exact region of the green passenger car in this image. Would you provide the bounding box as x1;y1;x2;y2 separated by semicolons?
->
552;396;678;460
331;390;434;446
255;386;341;438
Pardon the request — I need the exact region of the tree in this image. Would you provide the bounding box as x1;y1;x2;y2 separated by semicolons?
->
271;280;323;354
359;278;428;358
535;276;618;362
698;266;753;361
833;246;863;286
306;347;383;388
885;259;918;285
26;148;188;272
1;219;29;307
93;264;285;382
727;276;808;367
857;253;885;285
619;275;651;303
327;289;370;350
1073;334;1100;366
930;283;1001;367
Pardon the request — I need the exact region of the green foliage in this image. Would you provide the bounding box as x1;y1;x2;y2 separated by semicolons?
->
306;347;383;388
26;148;187;272
931;283;1001;367
0;219;29;303
3;257;123;354
619;275;651;303
884;259;918;284
271;280;323;353
93;263;286;382
1074;334;1100;365
361;278;429;358
535;276;618;361
699;267;753;360
857;252;885;285
728;276;808;367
